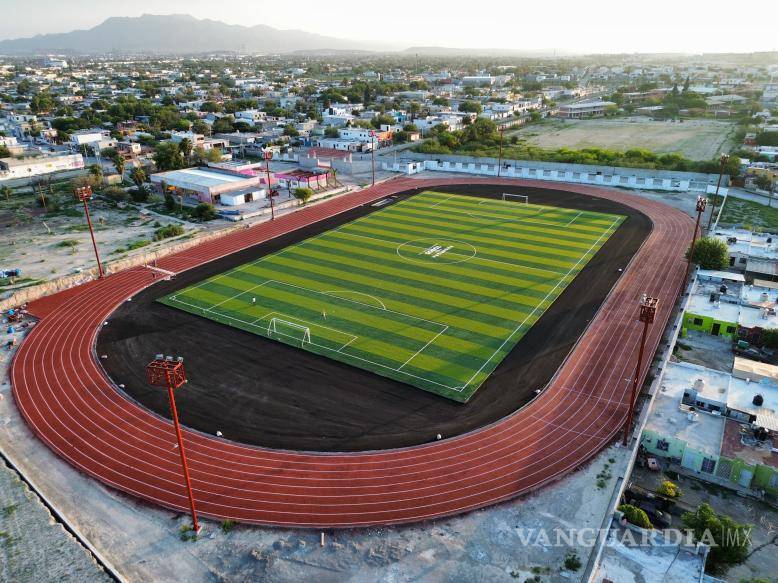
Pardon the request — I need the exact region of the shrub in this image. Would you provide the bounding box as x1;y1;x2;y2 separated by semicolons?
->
154;224;184;241
658;480;682;498
618;504;653;529
126;239;151;251
563;552;582;571
102;186;128;203
164;192;176;212
191;202;217;221
130;186;149;203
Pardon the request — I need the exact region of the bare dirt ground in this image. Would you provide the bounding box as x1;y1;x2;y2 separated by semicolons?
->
671;330;735;372
511;118;738;161
0;187;202;298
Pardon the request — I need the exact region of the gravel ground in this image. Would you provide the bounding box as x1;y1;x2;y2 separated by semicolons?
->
0;459;111;583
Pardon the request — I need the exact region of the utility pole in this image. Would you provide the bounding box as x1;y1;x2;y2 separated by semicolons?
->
623;296;658;446
370;130;376;187
264;150;275;220
73;186;104;278
706;153;729;231
679;195;707;298
146;355;200;534
497;127;505;178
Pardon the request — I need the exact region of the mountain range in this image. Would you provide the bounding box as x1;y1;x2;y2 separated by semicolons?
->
0;14;396;55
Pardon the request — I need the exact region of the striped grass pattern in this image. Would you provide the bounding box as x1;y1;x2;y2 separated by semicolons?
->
159;191;624;402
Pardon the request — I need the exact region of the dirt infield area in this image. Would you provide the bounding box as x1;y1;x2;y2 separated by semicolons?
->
97;185;651;452
513;118;737;161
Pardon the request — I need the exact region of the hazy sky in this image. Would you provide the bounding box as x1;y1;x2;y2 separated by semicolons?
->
0;0;775;54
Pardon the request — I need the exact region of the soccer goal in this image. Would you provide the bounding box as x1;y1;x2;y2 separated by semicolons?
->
502;193;529;204
267;317;311;344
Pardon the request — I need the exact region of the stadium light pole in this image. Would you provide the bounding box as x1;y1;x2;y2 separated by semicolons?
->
264;151;275;220
370;130;376;187
706;153;729;231
623;295;658;446
680;195;708;298
497;127;505;178
73;185;104;278
146;355;200;533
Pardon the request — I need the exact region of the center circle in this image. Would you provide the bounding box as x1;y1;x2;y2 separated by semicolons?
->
396;237;477;265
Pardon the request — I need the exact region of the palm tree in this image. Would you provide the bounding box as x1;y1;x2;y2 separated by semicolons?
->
130;166;146;189
178;138;193;165
111;153;126;180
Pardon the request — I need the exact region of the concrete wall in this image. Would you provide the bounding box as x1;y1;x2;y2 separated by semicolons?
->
386;152;728;194
682;312;739;338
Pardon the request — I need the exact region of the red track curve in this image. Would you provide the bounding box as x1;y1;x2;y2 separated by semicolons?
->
10;178;692;527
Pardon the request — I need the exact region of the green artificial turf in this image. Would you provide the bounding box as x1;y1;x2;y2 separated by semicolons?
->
159;191;623;401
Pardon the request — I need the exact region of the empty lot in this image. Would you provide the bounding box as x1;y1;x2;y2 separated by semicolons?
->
512;118;737;161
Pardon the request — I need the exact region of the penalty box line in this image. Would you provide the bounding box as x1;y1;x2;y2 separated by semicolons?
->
166;295;462;392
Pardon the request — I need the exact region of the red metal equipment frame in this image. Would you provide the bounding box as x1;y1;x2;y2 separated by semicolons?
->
622;295;658;445
146;356;200;533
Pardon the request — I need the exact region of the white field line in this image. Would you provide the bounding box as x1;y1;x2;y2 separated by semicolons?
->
457;217;621;392
164;295;461;391
565;211;583;227
397;325;449;370
338;230;566;278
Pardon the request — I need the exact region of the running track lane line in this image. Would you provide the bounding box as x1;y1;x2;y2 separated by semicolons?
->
10;178;693;527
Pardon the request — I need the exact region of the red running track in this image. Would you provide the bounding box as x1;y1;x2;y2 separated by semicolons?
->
10;178;693;527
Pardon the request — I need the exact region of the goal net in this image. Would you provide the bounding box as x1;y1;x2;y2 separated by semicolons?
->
267;317;311;344
502;193;529;203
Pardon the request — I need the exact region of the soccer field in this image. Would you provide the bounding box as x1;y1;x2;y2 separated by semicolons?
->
160;191;624;402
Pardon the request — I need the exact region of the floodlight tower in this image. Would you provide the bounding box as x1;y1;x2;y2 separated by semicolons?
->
146;355;200;533
680;195;708;298
623;295;658;446
73;185;104;278
706;153;730;231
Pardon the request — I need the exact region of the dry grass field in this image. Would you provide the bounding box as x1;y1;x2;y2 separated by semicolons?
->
512;117;737;161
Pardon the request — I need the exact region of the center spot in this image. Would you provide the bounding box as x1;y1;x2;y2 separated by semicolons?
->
396;238;477;265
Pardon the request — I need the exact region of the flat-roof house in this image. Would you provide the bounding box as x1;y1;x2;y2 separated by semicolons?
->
557;100;615;119
150;166;264;206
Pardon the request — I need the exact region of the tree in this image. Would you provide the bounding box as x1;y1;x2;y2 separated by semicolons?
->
88;164;103;186
1;184;11;201
178;137;193;163
293;187;313;205
191;202;217;221
108;152;125;179
0;145;10;158
687;236;729;269
324;126;340;138
130;166;146;189
30;92;56;114
754;174;774;192
458;100;483;114
682;503;750;574
205;148;222;163
153;142;184;171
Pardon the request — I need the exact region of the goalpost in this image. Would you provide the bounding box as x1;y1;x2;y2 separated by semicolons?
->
267;317;311;344
502;193;529;204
